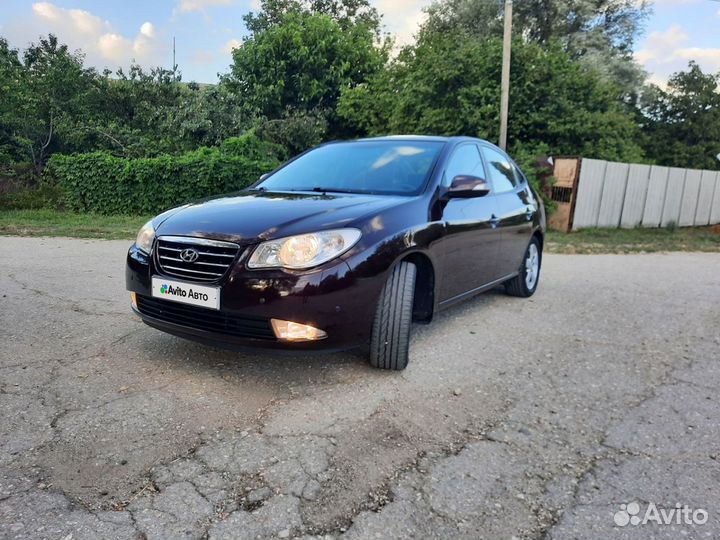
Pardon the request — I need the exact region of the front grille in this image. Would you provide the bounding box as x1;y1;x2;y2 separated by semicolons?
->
155;236;240;282
136;295;276;341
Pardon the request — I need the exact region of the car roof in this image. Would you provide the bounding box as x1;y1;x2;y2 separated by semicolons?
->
355;135;489;145
357;135;451;143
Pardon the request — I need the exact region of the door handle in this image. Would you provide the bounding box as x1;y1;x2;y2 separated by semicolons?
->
489;214;499;228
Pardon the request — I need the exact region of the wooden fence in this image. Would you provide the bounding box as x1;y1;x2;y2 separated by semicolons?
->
549;158;720;231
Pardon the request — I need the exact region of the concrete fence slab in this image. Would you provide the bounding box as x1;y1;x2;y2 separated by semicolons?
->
597;162;629;228
660;167;685;227
695;170;717;226
710;172;720;225
572;159;606;229
621;164;651;228
679;169;702;226
564;158;718;230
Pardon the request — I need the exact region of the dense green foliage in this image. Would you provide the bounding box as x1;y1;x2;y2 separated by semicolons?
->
222;6;387;137
640;62;720;171
0;0;718;216
0;35;99;171
421;0;650;96
48;135;281;215
338;33;645;196
339;35;644;162
0;36;253;168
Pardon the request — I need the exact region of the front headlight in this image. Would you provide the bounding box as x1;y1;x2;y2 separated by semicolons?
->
135;220;155;254
248;229;361;269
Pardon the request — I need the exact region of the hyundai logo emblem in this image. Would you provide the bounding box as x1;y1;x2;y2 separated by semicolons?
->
179;248;199;263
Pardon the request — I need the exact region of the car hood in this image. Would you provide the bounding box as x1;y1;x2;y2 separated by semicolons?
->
155;190;407;243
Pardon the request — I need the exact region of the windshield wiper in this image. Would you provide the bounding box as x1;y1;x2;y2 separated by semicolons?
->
310;187;360;194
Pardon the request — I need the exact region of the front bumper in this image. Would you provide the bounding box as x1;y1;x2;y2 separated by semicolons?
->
126;245;383;351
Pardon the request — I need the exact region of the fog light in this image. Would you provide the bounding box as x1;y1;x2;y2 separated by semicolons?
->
271;319;327;341
130;292;137;308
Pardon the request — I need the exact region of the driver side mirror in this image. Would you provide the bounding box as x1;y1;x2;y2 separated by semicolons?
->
446;175;491;198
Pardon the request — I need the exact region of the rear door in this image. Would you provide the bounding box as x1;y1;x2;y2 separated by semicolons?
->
480;145;534;277
438;143;501;302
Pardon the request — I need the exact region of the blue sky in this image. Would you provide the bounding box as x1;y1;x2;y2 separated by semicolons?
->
1;0;719;85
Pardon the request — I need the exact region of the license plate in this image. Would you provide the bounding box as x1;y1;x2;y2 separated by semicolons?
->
151;276;220;310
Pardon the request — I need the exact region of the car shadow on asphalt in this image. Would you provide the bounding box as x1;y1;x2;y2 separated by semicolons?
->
132;286;509;383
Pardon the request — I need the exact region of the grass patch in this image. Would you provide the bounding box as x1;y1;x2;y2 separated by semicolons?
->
547;226;720;254
0;209;150;240
1;209;719;253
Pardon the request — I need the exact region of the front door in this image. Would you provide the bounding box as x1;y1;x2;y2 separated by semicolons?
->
480;145;534;276
438;143;501;303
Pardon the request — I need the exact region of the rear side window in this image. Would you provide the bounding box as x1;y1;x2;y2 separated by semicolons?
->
443;144;485;186
512;164;527;186
481;146;518;193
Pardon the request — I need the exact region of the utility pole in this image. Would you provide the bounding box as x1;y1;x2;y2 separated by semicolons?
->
173;36;176;81
499;0;513;150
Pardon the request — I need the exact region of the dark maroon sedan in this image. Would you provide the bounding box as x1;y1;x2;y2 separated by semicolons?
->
126;136;545;370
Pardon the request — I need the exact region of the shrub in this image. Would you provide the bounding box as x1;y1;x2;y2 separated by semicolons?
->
48;138;281;215
0;182;66;210
255;111;328;159
0;162;66;210
220;132;286;161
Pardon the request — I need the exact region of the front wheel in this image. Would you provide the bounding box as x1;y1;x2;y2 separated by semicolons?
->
505;237;542;297
369;261;417;370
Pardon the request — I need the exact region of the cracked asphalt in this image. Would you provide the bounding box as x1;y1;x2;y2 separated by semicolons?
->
1;236;719;540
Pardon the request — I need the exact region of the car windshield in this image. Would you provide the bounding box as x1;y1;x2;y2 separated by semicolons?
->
256;140;444;195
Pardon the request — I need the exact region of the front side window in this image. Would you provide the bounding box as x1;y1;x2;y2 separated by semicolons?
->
443;144;485;186
482;147;518;193
257;141;444;195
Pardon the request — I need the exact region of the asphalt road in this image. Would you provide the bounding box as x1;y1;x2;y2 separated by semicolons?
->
1;236;719;540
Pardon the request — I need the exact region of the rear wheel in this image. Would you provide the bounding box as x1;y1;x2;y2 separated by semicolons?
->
369;261;417;370
505;237;542;298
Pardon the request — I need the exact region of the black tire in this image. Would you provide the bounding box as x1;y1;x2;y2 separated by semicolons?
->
369;261;417;370
505;236;542;298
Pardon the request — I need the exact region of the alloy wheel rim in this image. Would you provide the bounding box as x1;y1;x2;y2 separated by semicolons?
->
525;244;539;290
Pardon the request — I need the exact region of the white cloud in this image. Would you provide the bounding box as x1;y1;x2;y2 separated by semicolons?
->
222;38;241;54
674;47;720;71
97;33;132;63
635;24;688;64
29;2;165;70
140;22;156;38
33;2;107;35
371;0;430;48
31;2;59;20
176;0;234;14
635;24;720;85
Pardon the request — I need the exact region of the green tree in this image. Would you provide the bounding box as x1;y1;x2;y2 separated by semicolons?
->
421;0;650;95
244;0;382;35
84;64;254;156
222;8;387;138
0;38;26;166
3;35;98;171
640;62;720;170
338;33;644;162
